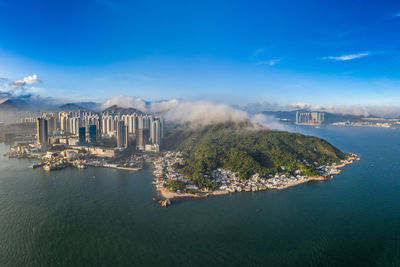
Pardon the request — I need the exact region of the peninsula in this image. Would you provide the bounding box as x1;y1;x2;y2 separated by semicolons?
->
153;122;359;203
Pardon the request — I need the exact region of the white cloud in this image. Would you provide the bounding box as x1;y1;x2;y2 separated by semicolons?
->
256;58;283;66
320;52;371;61
11;74;41;89
287;102;311;110
102;95;148;111
313;105;370;116
102;95;285;130
244;102;282;113
251;48;264;57
164;101;287;130
250;113;288;131
149;99;179;112
163;101;249;126
311;105;400;117
102;96;179;113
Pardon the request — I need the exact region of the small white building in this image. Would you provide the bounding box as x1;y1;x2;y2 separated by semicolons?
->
145;144;160;152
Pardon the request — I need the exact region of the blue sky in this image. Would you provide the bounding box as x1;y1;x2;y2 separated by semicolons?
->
1;0;400;107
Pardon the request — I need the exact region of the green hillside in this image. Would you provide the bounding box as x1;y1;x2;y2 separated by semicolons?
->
162;122;347;187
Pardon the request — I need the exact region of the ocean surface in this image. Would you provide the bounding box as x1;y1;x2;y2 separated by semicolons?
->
0;126;399;266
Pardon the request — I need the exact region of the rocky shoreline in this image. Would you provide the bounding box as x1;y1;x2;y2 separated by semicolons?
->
153;152;360;206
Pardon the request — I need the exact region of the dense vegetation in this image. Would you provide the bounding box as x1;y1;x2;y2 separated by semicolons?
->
163;122;347;187
164;180;186;192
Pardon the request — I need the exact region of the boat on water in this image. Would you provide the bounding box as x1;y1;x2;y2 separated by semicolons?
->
77;164;86;169
30;162;44;169
43;163;70;171
43;165;52;171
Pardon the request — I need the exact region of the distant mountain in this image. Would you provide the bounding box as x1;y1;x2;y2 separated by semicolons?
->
58;103;85;111
102;105;143;114
0;99;27;111
261;110;300;122
261;110;368;124
74;102;99;111
58;102;99;112
0;95;58;111
324;113;370;123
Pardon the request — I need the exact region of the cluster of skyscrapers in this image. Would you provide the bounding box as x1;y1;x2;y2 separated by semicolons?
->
33;110;164;151
295;111;325;125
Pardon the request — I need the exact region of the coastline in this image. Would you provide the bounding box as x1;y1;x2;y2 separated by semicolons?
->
275;176;326;190
112;166;142;171
156;154;359;201
157;177;326;199
157;187;232;199
157;187;203;199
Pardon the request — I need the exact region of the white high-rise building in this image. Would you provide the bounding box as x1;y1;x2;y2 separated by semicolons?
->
69;117;80;135
151;119;161;145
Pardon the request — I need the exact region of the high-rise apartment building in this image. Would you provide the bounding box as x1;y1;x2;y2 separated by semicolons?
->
78;127;86;144
151;119;161;145
117;121;128;149
36;118;48;149
89;124;97;144
137;128;149;151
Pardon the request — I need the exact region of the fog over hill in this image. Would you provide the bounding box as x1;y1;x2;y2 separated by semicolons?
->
102;105;143;114
58;102;100;112
1;93;399;127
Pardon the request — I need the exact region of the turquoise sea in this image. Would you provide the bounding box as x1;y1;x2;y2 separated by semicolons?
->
0;126;399;266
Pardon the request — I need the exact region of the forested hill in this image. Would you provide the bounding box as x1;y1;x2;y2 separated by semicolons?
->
162;122;347;181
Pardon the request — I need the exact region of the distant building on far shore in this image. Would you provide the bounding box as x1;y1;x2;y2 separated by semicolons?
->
296;111;324;126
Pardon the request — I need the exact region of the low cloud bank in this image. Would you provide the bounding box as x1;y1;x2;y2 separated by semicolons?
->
287;102;312;110
312;105;370;117
102;95;286;130
102;95;148;111
310;105;400;118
